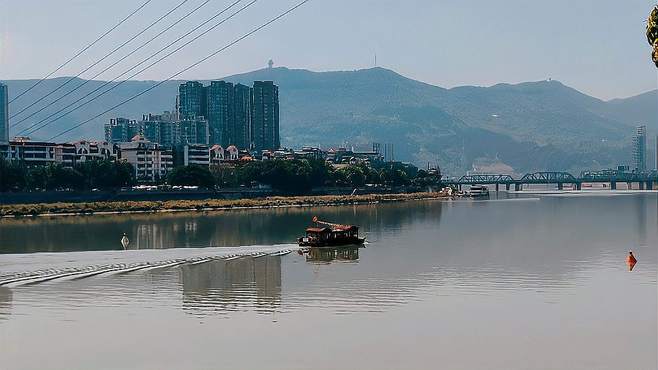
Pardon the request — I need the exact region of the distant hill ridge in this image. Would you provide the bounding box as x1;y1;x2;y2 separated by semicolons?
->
3;67;656;173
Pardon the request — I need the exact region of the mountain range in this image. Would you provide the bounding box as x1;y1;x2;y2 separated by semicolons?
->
3;67;656;174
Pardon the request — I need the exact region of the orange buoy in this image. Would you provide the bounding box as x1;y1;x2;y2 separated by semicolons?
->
626;251;637;271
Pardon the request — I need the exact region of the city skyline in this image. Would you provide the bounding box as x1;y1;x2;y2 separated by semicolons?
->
177;79;279;151
1;0;656;100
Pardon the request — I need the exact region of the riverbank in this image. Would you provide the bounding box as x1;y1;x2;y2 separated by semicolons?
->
0;192;449;218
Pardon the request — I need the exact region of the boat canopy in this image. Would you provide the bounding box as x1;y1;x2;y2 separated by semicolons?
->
306;227;332;234
333;225;359;232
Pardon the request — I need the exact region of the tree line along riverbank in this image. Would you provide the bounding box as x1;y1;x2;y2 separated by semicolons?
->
0;192;449;218
1;158;441;194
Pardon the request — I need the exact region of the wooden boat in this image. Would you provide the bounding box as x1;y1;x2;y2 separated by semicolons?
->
297;217;366;247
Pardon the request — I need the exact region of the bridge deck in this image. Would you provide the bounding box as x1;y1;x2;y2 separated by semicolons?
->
446;171;658;186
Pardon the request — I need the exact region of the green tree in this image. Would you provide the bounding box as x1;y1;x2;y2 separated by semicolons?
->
76;160;135;190
258;160;313;194
337;166;366;187
380;167;410;186
307;159;333;187
0;159;26;192
167;165;216;189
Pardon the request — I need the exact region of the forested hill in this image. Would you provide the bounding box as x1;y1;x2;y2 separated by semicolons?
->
4;67;655;173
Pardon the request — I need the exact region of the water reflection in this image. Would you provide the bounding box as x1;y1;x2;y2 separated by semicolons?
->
0;200;445;253
180;257;282;316
0;195;656;370
0;287;12;322
305;247;360;264
635;194;647;246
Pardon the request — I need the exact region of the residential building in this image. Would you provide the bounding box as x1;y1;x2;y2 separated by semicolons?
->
632;125;647;172
70;140;118;163
226;145;239;161
139;113;176;146
293;146;326;161
178;81;206;119
118;135;174;182
209;144;225;165
137;113;208;146
327;147;384;166
206;81;234;146
177;80;276;151
233;83;252;149
0;82;8;144
0;137;76;167
209;144;247;165
178;117;209;145
174;144;210;166
206;81;254;149
252;81;279;152
105;118;139;143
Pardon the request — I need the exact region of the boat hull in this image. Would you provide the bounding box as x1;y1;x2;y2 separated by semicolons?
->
297;237;366;247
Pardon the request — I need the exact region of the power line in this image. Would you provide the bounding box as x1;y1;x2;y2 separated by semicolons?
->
10;0;193;121
21;0;252;137
8;0;154;105
21;0;249;137
48;0;311;141
11;0;212;129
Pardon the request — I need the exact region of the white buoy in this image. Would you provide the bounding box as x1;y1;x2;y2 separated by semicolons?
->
121;233;130;249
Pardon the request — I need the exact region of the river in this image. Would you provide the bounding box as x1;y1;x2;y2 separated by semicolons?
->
0;192;656;370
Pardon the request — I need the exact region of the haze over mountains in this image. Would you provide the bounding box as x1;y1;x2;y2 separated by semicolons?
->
4;67;656;174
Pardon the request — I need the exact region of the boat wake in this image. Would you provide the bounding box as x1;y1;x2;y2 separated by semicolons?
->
0;245;297;288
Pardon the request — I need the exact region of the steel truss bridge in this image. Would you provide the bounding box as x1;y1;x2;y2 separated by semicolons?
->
445;171;658;191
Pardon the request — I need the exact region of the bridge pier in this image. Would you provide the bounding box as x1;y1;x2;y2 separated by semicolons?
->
627;182;633;190
505;183;511;191
495;183;499;192
515;183;522;191
575;183;581;191
647;181;654;190
557;183;563;190
610;181;616;190
639;182;645;190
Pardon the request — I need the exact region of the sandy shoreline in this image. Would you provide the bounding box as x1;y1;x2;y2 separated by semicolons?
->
0;192;449;218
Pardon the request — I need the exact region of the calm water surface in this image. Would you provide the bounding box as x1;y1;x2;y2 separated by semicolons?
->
0;192;656;370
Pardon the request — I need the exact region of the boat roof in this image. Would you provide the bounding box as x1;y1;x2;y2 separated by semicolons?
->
306;227;331;233
306;225;359;233
333;225;358;231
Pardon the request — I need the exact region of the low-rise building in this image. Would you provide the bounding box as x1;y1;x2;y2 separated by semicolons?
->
209;144;246;164
118;135;174;182
174;144;210;166
326;147;384;166
209;144;225;165
71;140;118;163
293;146;326;160
0;137;76;167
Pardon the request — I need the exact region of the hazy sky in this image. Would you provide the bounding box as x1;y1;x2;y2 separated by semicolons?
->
1;0;657;100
